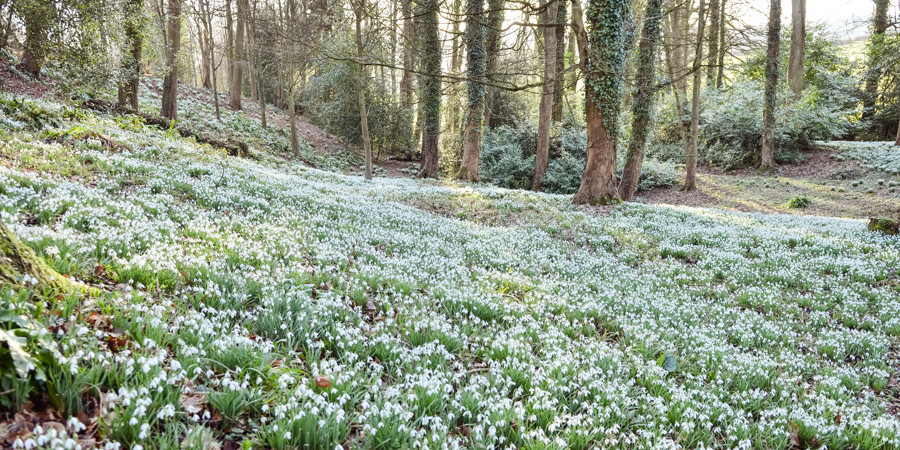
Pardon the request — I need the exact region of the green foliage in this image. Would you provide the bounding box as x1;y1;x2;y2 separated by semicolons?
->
784;195;811;209
699;81;851;169
305;40;415;159
0;287;56;410
481;124;675;193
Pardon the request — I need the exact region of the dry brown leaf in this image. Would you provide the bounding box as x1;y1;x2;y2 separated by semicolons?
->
314;376;332;388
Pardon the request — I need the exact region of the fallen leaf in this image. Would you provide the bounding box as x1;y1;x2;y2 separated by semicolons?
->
180;392;207;415
314;376;332;388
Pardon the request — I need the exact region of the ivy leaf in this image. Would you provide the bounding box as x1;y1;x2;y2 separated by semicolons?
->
657;352;677;373
0;328;36;378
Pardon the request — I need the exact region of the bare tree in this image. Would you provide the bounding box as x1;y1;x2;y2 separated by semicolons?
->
684;0;707;191
532;0;558;191
229;0;247;110
161;0;183;120
787;0;805;99
354;0;374;180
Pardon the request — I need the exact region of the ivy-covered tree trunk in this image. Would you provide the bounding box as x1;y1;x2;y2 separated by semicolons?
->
117;0;144;111
551;0;567;122
760;0;780;170
572;0;628;205
457;0;486;182
161;0;183;120
619;0;662;201
417;0;442;178
0;222;78;294
862;0;889;125
684;0;707;191
482;0;505;128
706;0;719;86
15;0;53;78
787;0;805;100
532;0;558;191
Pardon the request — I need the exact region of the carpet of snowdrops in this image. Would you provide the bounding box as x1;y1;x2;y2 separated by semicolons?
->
0;96;899;449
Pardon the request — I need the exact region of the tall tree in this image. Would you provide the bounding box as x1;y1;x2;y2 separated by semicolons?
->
706;0;719;86
572;0;628;205
760;0;780;170
457;0;487;181
684;0;707;190
15;0;54;78
417;0;442;178
482;0;505;128
551;0;566;122
664;0;691;177
399;0;415;107
117;0;145;111
715;0;726;88
619;0;662;201
862;0;890;124
787;0;805;99
354;0;374;180
532;0;558;190
161;0;183;120
229;0;247;110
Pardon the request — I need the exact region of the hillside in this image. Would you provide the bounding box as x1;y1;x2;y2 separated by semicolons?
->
0;90;897;449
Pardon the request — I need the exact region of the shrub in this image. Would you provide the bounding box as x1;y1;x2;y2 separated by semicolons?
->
700;80;851;169
479;125;535;190
785;195;811;209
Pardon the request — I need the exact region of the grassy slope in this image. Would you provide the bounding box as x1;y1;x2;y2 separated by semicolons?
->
0;94;898;449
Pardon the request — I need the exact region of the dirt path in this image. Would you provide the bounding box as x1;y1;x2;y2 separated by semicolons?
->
640;150;900;219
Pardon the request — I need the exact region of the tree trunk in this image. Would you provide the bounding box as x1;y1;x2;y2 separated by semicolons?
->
118;0;144;111
684;0;707;191
482;0;505;128
573;0;627;205
457;0;486;181
787;0;805;99
619;0;662;201
715;0;726;88
760;0;781;170
225;0;235;89
16;1;52;78
417;0;442;178
355;0;374;180
447;0;462;134
862;0;889;124
896;117;900;146
532;0;558;191
706;0;719;86
229;0;246;110
161;0;183;120
551;0;566;122
399;0;415;107
666;0;691;170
